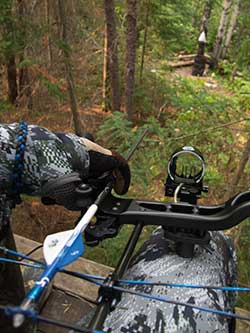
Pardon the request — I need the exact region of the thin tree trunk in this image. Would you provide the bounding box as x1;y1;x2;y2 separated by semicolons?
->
7;56;18;104
212;0;233;65
227;137;250;198
102;24;109;112
58;0;84;136
221;0;241;59
104;0;120;111
125;0;138;121
200;0;214;33
18;0;32;109
139;0;150;83
3;1;18;104
45;0;52;67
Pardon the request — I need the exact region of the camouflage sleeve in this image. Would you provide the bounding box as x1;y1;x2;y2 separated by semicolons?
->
104;228;237;333
0;124;90;196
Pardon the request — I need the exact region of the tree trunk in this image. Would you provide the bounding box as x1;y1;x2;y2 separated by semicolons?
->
45;0;52;67
102;24;109;112
221;0;241;59
212;0;233;65
58;0;85;136
227;137;250;199
7;56;18;104
200;0;214;33
2;1;18;105
18;0;32;109
104;0;121;112
139;0;150;83
125;0;138;122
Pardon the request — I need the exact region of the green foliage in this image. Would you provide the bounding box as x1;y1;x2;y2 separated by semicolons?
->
84;225;154;267
0;100;11;113
0;0;17;60
151;1;197;54
98;74;240;199
55;39;72;55
40;77;65;101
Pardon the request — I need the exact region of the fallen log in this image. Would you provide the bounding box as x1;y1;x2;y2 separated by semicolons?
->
169;60;194;68
176;54;196;61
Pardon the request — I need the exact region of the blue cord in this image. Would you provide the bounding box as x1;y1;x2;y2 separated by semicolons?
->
117;279;250;292
0;246;249;292
111;285;250;321
0;246;105;280
11;121;28;203
1;246;250;321
0;257;43;269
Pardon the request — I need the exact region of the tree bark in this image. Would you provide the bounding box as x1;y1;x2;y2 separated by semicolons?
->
212;0;233;65
104;0;121;112
125;0;138;122
200;0;214;33
7;56;18;104
18;0;32;109
102;24;109;112
227;137;250;199
2;1;18;104
139;0;150;83
58;0;85;136
221;0;241;59
45;0;52;67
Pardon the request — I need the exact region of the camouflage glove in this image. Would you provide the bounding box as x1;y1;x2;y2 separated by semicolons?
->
80;138;131;195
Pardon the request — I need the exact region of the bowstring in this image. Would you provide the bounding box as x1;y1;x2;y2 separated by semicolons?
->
1;246;249;292
1;246;250;326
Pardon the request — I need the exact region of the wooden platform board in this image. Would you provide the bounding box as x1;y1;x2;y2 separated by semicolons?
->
15;234;113;333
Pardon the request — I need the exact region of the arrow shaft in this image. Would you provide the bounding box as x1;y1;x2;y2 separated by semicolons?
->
14;203;99;327
29;204;98;300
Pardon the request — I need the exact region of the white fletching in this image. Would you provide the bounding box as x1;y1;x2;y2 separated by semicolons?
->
43;204;98;265
44;229;74;265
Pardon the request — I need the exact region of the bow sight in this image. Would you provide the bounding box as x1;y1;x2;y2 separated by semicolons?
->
164;146;209;257
165;146;208;204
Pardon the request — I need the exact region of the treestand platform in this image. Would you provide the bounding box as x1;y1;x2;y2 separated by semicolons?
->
14;234;113;333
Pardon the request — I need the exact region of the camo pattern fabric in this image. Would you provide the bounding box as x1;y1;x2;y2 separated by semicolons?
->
104;228;237;333
0;124;90;196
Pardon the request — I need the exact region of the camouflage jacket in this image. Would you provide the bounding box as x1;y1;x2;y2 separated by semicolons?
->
0;123;90;196
104;228;237;333
0;123;90;238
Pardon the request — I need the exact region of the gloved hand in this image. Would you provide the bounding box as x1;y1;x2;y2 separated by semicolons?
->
41;138;130;211
80;138;130;195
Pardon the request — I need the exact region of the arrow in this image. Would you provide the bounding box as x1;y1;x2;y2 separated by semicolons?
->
13;183;113;328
